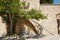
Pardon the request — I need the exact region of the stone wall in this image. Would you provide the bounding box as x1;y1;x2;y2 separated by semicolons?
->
39;5;60;35
0;17;7;36
20;0;40;9
21;0;60;35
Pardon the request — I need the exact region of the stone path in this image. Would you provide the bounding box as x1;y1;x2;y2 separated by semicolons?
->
26;35;60;40
0;35;60;40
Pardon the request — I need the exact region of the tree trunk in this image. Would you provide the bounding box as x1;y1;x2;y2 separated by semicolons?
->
8;13;13;35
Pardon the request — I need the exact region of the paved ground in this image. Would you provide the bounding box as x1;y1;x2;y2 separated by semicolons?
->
26;34;60;40
0;34;60;40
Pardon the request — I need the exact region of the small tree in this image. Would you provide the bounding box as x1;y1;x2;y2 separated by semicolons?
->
0;0;20;35
0;0;46;35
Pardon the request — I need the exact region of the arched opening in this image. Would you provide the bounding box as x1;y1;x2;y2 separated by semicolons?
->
15;17;39;35
56;13;60;34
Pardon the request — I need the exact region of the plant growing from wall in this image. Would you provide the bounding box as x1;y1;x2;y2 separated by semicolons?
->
0;0;46;35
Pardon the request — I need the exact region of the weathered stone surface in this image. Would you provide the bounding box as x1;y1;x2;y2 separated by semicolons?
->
0;16;7;36
23;0;60;35
20;0;40;9
39;5;60;35
0;0;60;36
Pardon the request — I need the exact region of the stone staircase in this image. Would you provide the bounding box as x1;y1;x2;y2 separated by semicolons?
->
29;19;55;35
29;19;43;35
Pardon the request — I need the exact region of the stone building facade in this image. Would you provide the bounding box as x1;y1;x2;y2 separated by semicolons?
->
20;0;60;35
0;0;60;36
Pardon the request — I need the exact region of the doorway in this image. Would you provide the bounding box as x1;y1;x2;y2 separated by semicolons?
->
57;19;60;34
56;13;60;34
